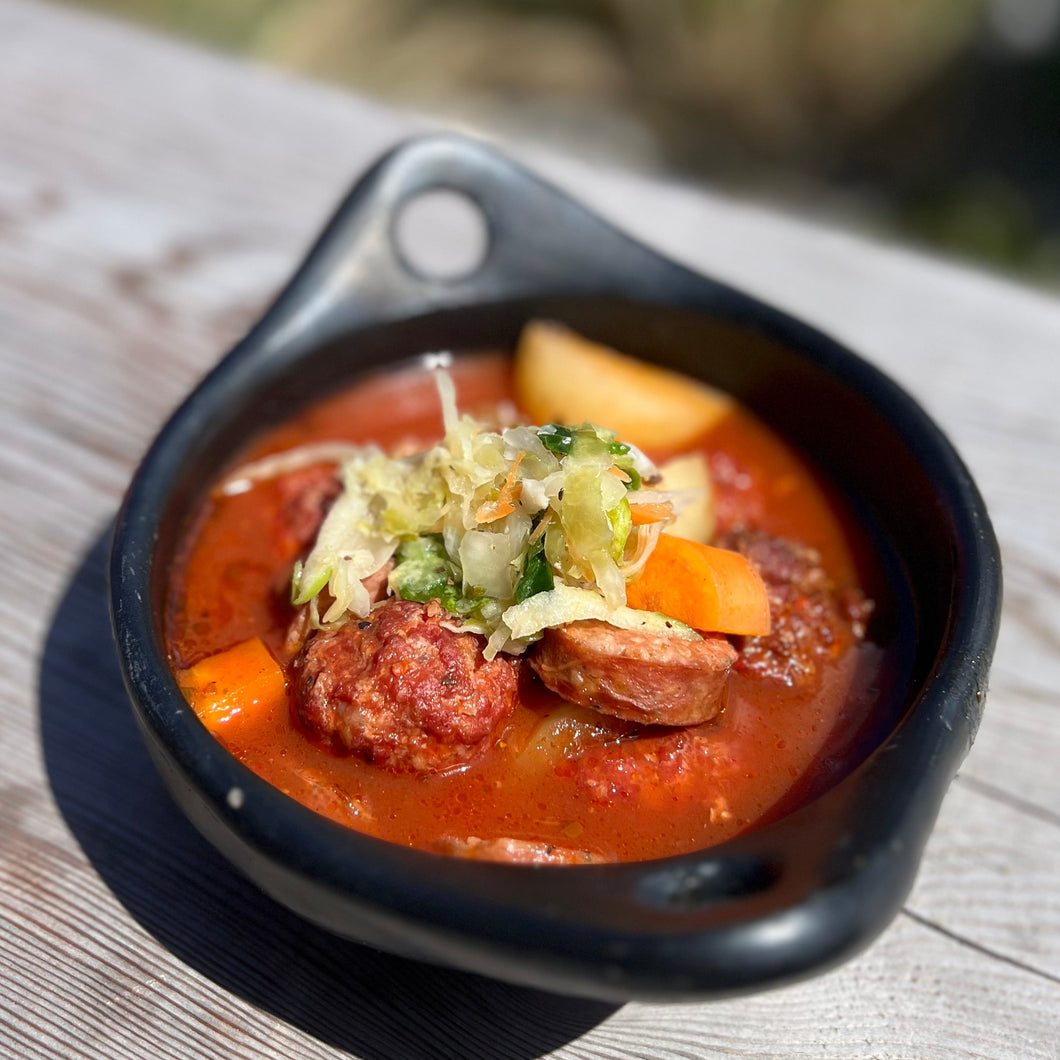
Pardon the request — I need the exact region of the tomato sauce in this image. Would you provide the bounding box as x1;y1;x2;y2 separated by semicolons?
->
166;353;890;862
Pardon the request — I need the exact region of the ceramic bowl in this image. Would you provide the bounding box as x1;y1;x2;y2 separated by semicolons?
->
110;135;1001;1001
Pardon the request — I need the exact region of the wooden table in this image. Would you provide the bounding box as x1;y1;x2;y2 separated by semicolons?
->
2;1;1057;1056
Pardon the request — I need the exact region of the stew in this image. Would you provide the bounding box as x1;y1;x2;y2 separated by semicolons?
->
165;325;893;864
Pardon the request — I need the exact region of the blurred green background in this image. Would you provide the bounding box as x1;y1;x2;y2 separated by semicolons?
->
65;0;1060;286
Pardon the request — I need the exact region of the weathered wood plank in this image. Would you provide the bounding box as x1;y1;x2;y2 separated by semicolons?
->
910;780;1060;980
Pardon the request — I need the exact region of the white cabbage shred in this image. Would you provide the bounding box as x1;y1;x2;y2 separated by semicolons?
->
277;371;695;657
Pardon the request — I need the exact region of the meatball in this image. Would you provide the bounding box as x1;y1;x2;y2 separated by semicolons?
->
529;620;737;726
294;599;519;773
717;528;873;687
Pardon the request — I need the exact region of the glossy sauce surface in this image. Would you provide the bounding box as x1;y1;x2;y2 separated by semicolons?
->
166;354;889;862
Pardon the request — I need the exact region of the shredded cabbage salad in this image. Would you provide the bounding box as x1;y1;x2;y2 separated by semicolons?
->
263;372;688;658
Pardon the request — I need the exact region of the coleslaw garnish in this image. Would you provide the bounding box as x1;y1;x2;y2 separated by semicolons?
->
237;371;698;657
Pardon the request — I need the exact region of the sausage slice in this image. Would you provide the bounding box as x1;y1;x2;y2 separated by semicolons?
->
529;620;737;726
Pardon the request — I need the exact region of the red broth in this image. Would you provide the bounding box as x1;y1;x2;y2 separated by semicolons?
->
165;353;890;862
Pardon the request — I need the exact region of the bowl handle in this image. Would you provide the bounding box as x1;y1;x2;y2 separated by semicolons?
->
241;133;718;366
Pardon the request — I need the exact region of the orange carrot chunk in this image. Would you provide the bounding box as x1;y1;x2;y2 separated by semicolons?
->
176;638;287;733
625;533;771;636
476;451;525;524
629;501;674;526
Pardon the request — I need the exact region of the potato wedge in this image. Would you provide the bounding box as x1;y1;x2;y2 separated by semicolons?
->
657;452;715;543
514;320;732;451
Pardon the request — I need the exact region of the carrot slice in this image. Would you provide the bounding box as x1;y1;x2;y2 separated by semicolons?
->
476;451;525;524
629;501;674;526
176;638;287;733
625;533;771;636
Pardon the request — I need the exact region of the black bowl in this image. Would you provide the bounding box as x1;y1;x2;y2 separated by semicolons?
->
110;134;1001;1002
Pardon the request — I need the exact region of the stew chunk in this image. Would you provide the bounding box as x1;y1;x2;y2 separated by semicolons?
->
718;529;873;687
529;620;738;726
294;599;518;773
276;466;341;555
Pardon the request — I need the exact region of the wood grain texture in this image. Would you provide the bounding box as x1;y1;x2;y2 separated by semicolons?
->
1;1;1058;1057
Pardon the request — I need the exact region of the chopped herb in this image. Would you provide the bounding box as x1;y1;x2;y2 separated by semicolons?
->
390;534;476;614
537;423;575;455
515;535;554;602
621;463;642;491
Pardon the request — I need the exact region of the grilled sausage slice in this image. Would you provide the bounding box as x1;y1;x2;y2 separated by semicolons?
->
529;620;737;726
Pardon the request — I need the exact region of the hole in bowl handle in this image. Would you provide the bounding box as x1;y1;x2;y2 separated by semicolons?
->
248;133;700;363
